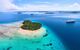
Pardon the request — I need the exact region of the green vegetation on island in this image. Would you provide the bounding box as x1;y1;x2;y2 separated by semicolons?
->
21;20;42;30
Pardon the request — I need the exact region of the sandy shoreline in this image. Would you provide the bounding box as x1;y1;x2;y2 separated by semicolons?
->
18;27;46;39
0;22;47;39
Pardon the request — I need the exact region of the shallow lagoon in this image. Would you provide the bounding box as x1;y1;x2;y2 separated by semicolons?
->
0;22;67;50
0;13;67;50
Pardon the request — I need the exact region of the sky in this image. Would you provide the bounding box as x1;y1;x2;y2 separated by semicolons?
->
0;0;80;11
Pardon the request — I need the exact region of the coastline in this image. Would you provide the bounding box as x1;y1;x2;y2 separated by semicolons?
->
18;27;46;39
0;21;47;40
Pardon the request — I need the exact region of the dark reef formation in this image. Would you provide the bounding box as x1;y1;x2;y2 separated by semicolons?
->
7;47;12;50
21;20;42;30
43;33;48;37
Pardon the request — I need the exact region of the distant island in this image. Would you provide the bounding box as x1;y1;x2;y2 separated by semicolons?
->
45;12;54;14
21;20;42;30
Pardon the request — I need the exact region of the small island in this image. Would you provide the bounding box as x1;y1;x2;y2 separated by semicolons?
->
21;20;42;30
18;20;46;39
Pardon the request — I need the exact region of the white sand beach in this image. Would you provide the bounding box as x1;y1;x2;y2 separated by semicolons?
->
0;22;47;40
18;27;46;39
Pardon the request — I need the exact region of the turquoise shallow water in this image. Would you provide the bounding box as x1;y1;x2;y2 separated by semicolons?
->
0;24;67;50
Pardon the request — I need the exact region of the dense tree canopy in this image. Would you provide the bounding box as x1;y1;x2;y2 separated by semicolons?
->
21;20;42;30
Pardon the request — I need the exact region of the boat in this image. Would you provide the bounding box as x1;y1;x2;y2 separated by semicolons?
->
66;20;75;23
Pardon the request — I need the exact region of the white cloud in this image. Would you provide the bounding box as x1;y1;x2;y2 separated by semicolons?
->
67;3;80;11
14;3;80;11
0;0;80;11
20;4;61;11
33;1;51;4
0;0;22;12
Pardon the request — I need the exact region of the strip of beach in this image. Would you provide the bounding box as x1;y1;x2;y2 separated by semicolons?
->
0;20;47;40
18;27;46;39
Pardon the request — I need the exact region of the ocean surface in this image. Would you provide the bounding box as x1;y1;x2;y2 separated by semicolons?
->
0;12;80;50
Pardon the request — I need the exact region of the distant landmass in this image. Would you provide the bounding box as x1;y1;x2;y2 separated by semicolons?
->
1;11;80;14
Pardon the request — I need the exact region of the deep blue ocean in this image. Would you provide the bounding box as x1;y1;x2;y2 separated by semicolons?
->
0;12;80;50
